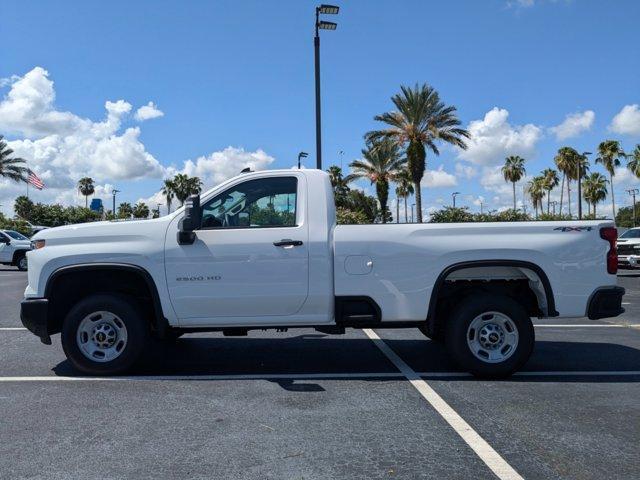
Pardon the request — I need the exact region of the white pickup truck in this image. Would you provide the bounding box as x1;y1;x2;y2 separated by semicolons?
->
21;169;625;377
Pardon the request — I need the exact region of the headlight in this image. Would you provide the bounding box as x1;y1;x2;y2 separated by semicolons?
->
31;239;46;250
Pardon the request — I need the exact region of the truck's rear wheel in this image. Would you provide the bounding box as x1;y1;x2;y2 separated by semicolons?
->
61;294;149;375
445;294;534;378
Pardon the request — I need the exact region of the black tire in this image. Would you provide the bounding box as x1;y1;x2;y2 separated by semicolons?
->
61;294;150;375
445;294;534;378
15;252;28;271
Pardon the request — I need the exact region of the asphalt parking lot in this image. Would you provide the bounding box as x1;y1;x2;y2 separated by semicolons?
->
1;268;639;479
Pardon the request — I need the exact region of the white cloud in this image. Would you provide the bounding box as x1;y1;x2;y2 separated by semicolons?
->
457;107;543;166
472;195;485;207
0;67;89;137
508;0;535;7
609;104;640;136
421;165;457;188
549;110;594;140
0;75;20;88
179;146;275;190
135;102;164;121
455;163;477;180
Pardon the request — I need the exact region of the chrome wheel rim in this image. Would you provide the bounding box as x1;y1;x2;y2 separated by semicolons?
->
18;257;27;270
467;311;519;363
76;311;128;362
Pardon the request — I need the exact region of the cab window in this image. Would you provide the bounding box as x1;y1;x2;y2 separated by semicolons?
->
200;177;297;229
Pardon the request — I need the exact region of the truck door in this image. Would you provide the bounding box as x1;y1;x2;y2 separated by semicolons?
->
165;174;309;323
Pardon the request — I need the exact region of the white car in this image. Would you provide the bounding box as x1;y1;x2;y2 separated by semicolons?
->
617;227;640;267
0;229;31;271
21;220;49;235
21;169;625;377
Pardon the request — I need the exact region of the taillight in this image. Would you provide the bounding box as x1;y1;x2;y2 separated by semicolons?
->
600;227;617;274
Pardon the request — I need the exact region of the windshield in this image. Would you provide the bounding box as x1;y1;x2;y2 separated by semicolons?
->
4;230;28;240
620;229;640;239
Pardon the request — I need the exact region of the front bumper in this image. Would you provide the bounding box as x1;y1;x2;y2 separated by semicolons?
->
586;286;625;320
20;298;52;345
618;255;640;268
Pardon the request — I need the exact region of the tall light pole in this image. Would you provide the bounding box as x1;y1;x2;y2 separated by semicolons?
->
314;4;339;170
411;203;415;223
550;201;558;216
627;189;639;226
297;151;308;169
578;151;591;220
452;191;461;208
479;200;485;214
156;203;163;218
338;150;344;170
112;189;120;217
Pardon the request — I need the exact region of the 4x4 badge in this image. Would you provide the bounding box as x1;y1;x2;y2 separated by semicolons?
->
553;226;592;232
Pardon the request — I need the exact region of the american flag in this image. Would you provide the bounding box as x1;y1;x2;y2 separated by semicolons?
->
27;170;44;190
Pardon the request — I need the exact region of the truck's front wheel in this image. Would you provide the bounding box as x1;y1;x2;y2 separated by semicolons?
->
61;294;149;375
445;294;534;378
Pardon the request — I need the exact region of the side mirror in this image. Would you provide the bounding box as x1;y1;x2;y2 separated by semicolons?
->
0;237;9;244
177;194;202;245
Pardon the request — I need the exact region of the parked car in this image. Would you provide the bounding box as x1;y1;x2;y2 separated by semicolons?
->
20;169;624;377
22;220;49;235
0;229;32;271
616;227;640;268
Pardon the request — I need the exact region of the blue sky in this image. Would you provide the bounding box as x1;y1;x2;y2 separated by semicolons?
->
1;0;639;218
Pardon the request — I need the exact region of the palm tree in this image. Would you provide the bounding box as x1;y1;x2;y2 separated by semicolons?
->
345;139;406;223
596;140;625;218
395;168;414;223
77;177;95;208
0;135;29;183
565;149;589;218
327;166;350;206
161;179;175;214
117;202;133;218
365;83;469;223
582;172;608;217
132;202;150;219
627;144;640;178
501;156;526;210
527;176;546;219
541;168;559;214
554;147;579;215
172;174;203;206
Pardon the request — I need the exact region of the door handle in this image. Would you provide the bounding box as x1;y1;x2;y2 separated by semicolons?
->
273;239;303;247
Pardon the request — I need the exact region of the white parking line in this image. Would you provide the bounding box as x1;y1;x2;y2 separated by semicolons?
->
533;324;625;328
363;328;523;480
0;372;408;382
0;327;27;331
0;370;638;382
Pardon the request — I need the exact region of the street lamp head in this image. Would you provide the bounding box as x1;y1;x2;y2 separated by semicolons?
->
452;191;461;196
112;189;120;195
318;20;337;30
582;151;592;156
298;151;308;159
318;4;339;14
